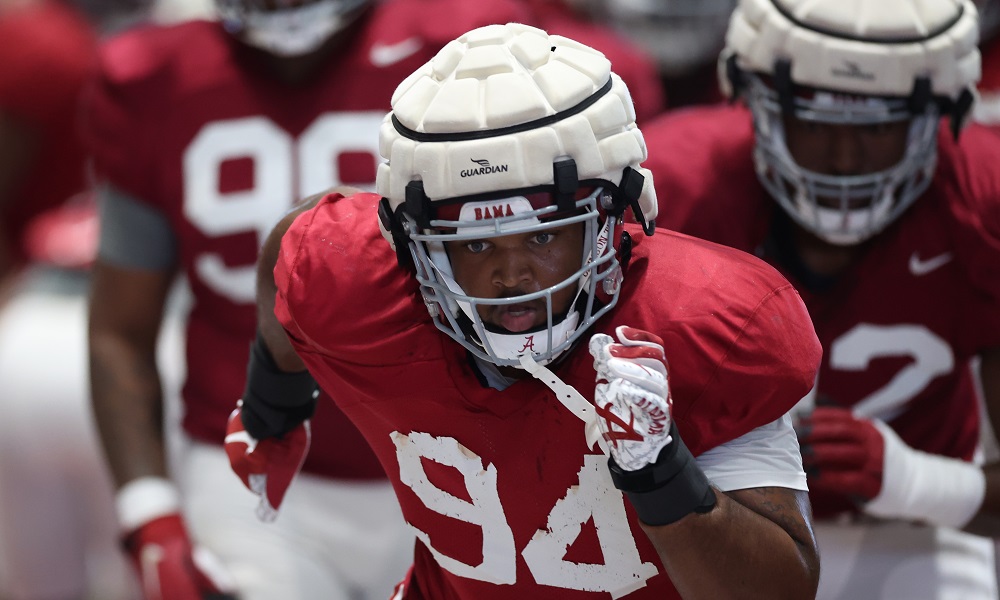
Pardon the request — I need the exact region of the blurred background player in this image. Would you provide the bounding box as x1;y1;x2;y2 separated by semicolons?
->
645;0;1000;598
0;0;96;290
527;0;735;109
0;2;130;598
78;0;618;598
0;0;215;597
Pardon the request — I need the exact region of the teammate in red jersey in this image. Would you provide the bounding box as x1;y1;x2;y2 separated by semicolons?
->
80;1;555;598
0;0;97;286
0;3;126;598
240;22;822;599
645;0;1000;597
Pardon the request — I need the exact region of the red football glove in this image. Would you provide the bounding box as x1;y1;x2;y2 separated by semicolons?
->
225;401;311;522
796;406;884;502
123;513;236;600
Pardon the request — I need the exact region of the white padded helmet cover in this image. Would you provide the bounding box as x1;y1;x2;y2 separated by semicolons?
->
722;0;981;100
376;22;656;222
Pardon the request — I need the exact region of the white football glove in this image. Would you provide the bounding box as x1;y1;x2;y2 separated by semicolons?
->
590;326;673;471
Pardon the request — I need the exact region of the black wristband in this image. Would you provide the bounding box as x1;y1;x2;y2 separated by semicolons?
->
608;421;717;526
240;332;319;440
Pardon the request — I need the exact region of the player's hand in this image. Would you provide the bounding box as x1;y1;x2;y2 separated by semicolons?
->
123;513;236;600
224;401;310;522
589;326;673;471
796;406;884;502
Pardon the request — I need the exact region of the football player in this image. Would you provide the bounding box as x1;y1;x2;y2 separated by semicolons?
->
81;0;557;598
645;0;1000;597
234;22;824;599
0;2;128;598
0;0;96;289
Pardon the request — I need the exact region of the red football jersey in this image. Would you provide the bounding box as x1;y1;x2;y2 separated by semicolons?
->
80;0;532;479
0;0;97;265
274;192;820;599
645;104;1000;515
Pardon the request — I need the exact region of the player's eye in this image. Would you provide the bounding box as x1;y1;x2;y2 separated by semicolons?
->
532;231;555;245
465;240;490;253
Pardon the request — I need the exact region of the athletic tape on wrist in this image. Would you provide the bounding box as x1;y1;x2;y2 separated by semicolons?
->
116;476;180;532
864;420;985;529
241;331;319;440
608;421;717;525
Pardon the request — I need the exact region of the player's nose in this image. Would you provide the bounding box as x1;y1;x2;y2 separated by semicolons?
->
825;127;865;176
490;248;534;291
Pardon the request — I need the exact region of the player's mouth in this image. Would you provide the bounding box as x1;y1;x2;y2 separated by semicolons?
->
490;302;544;333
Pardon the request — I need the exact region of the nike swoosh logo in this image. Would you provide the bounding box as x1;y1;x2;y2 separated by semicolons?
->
909;251;953;276
369;37;422;67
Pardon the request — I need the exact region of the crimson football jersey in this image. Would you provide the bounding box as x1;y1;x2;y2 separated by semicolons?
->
274;192;820;599
644;104;1000;516
0;0;97;265
80;0;532;479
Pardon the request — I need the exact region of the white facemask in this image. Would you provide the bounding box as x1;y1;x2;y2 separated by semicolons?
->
221;0;366;57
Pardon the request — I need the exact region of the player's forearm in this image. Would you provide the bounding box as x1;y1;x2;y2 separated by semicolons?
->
643;488;819;600
89;328;168;488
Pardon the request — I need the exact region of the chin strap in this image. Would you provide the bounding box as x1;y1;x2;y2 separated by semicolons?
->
519;353;608;454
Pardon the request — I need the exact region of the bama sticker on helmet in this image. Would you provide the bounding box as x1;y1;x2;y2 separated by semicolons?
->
460;158;510;178
456;197;540;236
459;197;534;222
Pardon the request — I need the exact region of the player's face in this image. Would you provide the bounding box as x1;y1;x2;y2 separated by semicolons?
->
225;0;370;82
783;117;910;175
446;223;585;333
783;116;910;207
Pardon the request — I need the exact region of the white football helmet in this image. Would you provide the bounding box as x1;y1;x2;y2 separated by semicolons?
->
567;0;736;76
721;0;980;245
377;23;657;368
217;0;370;57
